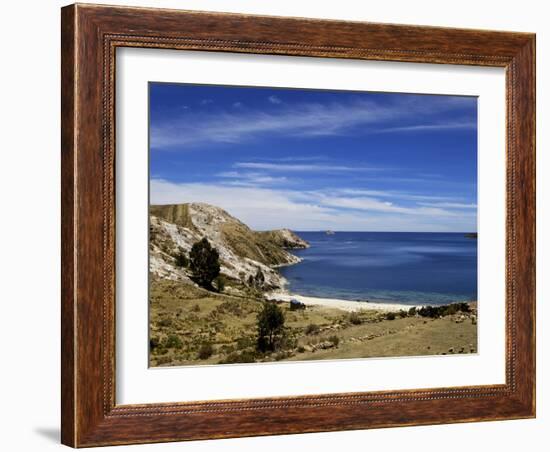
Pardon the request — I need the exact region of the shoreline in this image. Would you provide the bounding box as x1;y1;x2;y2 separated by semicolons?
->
266;291;427;312
270;257;303;269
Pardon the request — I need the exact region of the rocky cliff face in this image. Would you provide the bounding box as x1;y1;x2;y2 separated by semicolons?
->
255;229;309;252
149;203;309;291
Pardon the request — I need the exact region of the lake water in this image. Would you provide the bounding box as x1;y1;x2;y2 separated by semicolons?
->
279;232;477;306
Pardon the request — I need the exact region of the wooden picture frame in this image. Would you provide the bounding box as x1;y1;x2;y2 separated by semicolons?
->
61;3;535;447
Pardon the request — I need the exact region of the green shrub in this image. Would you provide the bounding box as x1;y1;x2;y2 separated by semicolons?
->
418;306;440;318
297;345;306;353
418;303;471;319
398;310;408;318
248;268;266;289
219;350;259;364
236;336;254;350
214;275;226;292
157;318;172;327
256;302;285;352
328;335;340;347
164;334;183;349
273;351;292;361
197;342;214;360
289;300;306;311
408;306;417;316
174;248;189;268
281;334;297;350
305;323;320;335
191;304;201;312
441;304;458;316
348;312;362;325
219;344;235;355
386;312;396;321
149;337;160;350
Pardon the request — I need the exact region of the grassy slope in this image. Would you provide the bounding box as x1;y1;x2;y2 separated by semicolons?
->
220;222;296;266
149;279;477;367
150;203;298;267
255;229;308;249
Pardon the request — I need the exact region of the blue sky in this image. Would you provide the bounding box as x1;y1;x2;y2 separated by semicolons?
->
149;83;477;232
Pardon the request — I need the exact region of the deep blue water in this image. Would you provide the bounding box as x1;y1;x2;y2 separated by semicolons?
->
279;232;477;305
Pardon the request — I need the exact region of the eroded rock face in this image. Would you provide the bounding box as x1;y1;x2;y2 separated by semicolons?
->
256;228;310;250
149;203;308;291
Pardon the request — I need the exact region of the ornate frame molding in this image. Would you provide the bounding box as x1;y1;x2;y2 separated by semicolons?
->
62;4;535;447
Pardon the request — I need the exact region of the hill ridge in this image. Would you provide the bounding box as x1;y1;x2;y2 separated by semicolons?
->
149;203;309;292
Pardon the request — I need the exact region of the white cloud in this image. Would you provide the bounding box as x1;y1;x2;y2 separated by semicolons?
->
314;194;459;217
335;188;465;202
265;156;329;162
150;179;476;232
151;96;476;149
234;162;379;173
151;179;334;230
268;95;282;104
375;121;476;134
217;171;290;186
418;202;477;209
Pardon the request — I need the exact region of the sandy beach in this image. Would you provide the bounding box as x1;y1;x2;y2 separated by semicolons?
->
266;291;425;312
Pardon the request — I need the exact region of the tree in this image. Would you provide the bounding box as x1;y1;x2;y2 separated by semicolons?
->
189;238;220;289
174;248;188;268
247;267;266;290
213;274;225;293
254;268;265;288
256;302;285;352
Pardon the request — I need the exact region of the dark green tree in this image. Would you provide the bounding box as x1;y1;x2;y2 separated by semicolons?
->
247;267;266;290
254;268;265;288
256;302;285;352
213;274;226;293
189;238;220;289
174;248;189;268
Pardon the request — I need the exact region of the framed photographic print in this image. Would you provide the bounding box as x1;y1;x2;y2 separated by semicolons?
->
147;83;480;368
61;3;536;447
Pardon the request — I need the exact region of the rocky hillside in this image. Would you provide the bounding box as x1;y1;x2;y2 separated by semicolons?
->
149;203;309;291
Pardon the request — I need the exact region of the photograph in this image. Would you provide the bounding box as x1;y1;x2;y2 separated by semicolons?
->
148;83;479;367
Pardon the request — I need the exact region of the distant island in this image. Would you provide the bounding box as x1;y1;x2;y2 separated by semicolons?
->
149;202;477;367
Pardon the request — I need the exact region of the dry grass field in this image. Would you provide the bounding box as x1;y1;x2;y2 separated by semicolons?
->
149;279;477;367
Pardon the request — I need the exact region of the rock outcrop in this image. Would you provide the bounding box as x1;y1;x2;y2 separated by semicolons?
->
149;203;309;291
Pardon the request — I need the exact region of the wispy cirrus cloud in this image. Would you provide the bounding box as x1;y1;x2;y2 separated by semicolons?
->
335;189;464;202
217;171;290;187
268;95;282;104
228;163;452;186
301;192;463;217
375;121;476;134
233;162;381;173
417;202;477;209
150;95;476;150
259;155;330;163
